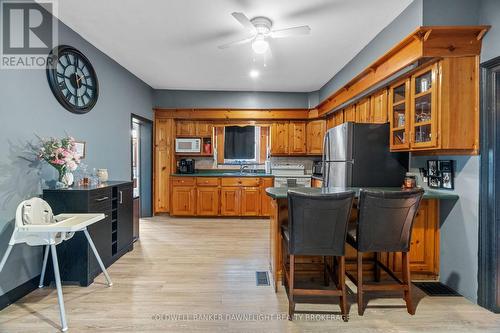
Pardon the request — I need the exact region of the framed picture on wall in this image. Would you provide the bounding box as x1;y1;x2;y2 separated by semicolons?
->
74;141;86;159
439;160;454;189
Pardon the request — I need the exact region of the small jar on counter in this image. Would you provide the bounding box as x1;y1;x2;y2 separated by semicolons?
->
403;173;417;189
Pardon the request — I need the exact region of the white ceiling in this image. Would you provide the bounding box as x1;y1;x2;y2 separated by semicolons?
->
55;0;413;92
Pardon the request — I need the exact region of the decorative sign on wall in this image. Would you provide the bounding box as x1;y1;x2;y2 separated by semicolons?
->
427;160;454;190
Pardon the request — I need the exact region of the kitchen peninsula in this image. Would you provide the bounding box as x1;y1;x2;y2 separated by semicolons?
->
265;186;458;291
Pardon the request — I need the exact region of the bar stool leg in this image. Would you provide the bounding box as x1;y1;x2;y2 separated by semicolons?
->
39;245;49;288
357;251;365;316
338;256;348;322
84;229;113;286
323;256;329;286
50;244;68;332
288;254;296;320
0;245;13;273
402;251;415;315
374;252;381;282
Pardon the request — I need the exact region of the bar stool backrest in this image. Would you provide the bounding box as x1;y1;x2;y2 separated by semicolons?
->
287;190;355;256
357;189;424;252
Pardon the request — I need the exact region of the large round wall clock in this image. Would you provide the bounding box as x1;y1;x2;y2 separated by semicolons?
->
46;45;99;114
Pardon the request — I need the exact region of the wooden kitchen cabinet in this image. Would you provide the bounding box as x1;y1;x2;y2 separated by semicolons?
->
370;89;389;123
344;105;356;122
270;122;289;155
220;187;241;216
154;119;173;213
409;64;438;149
171;185;196;216
196;187;219;216
260;178;274;217
288;121;307;154
241;187;261;216
306;120;326;155
355;98;371;123
196;122;213;137
379;199;439;279
176;120;196;137
389;58;478;154
389;78;411;150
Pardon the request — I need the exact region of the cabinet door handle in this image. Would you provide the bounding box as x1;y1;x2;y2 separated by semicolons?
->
95;196;109;202
119;191;123;204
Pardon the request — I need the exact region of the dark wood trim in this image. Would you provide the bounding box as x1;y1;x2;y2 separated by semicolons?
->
0;275;40;311
478;56;500;313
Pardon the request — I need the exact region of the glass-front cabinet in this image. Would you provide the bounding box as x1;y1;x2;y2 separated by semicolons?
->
389;79;410;150
410;64;438;148
389;63;438;151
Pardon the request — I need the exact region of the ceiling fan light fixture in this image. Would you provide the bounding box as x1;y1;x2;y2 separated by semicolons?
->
252;36;269;54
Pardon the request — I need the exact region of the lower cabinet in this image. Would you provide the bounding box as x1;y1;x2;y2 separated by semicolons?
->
197;187;219;216
171;186;196;215
378;199;439;279
220;187;241;216
260;178;274;216
170;176;273;217
241;187;261;216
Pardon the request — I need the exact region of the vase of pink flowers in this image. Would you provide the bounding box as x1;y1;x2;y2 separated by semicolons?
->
37;136;81;188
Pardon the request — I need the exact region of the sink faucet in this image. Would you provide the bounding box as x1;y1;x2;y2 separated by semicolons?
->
239;165;249;173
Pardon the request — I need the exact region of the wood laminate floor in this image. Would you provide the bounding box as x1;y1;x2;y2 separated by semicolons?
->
1;216;499;332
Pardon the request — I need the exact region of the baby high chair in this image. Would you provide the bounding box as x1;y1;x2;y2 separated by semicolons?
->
0;197;113;332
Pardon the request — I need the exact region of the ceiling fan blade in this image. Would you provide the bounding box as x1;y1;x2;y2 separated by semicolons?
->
232;12;256;32
218;36;254;49
270;25;311;38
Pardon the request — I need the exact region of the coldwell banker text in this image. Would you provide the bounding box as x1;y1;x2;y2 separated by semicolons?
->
1;0;58;69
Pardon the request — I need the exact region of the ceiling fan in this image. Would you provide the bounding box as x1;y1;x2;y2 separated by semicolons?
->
218;12;311;54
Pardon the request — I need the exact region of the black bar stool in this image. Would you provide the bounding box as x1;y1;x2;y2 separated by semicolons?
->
281;190;355;321
346;188;424;315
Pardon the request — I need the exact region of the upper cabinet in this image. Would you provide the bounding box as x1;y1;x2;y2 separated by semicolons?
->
270;122;289;155
410;64;438;149
389;58;478;153
370;89;388;124
306;120;326;155
288;121;307;155
344;105;356;122
355;98;371;123
389;79;411;150
195;122;214;137
176;120;196;137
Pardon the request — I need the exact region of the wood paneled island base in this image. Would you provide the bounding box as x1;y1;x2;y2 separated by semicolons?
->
266;187;458;292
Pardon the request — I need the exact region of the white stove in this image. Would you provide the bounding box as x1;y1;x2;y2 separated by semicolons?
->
271;163;311;188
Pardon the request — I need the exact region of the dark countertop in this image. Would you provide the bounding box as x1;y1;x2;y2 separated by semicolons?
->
171;171;274;177
43;180;133;192
265;186;459;200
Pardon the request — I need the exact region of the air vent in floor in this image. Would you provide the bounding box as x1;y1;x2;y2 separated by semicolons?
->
256;271;270;286
413;282;461;296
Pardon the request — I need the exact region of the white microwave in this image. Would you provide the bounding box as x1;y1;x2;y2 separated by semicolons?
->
175;138;201;153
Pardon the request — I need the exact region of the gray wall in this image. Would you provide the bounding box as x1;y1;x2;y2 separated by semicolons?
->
410;155;480;302
479;0;500;63
423;0;479;26
0;3;153;295
318;0;423;102
154;90;309;109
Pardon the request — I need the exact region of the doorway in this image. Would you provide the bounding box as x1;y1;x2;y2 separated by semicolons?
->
478;56;500;313
131;115;153;221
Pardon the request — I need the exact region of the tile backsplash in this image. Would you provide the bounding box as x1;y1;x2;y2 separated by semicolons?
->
191;156;321;173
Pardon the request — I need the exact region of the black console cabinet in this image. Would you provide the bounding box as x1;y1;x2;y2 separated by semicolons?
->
43;181;133;286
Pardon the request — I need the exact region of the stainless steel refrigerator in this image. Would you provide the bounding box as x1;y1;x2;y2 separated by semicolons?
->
322;122;408;187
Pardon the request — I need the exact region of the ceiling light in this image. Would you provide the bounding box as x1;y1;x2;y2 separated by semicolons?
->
252;35;269;54
249;70;260;78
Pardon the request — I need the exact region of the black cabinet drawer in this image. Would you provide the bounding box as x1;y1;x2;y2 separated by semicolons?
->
88;188;112;212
